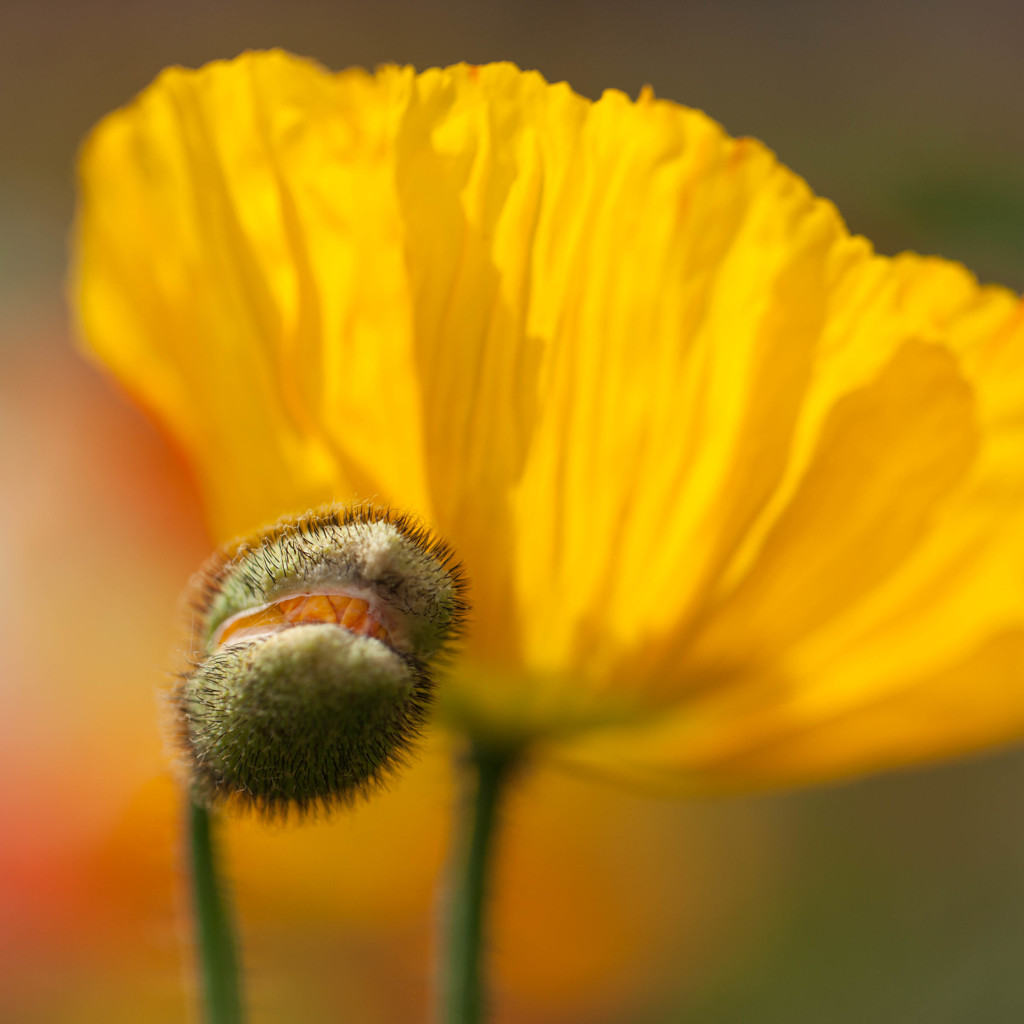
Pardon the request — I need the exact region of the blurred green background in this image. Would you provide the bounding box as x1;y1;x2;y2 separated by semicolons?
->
4;2;1024;1022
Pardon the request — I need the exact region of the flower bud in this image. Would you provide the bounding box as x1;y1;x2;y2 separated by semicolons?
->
174;505;468;816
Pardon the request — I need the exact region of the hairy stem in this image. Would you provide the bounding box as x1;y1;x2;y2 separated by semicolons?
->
189;800;244;1024
442;744;518;1024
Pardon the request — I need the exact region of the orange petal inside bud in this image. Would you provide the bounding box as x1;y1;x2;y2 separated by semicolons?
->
294;594;336;624
219;604;288;645
215;594;390;648
341;598;369;629
278;596;308;620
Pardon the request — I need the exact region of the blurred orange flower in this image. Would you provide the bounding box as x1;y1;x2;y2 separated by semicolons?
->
74;51;1024;793
1;337;772;1023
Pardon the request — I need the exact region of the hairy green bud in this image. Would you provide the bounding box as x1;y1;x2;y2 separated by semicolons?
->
174;504;468;816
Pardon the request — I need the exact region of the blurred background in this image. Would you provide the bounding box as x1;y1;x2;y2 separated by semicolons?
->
4;1;1024;1021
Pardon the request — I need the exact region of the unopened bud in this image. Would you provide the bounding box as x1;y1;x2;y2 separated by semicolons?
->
174;504;468;816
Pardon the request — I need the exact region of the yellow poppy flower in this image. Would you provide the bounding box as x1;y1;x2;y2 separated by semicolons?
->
74;51;1024;792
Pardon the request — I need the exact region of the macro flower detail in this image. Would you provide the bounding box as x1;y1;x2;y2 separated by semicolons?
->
178;504;467;814
75;52;1024;792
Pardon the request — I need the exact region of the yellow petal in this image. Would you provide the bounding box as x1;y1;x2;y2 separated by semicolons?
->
74;53;1024;786
695;338;978;668
75;52;428;535
563;260;1024;788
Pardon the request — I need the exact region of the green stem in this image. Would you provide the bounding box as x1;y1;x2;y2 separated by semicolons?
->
443;744;518;1024
189;800;244;1024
